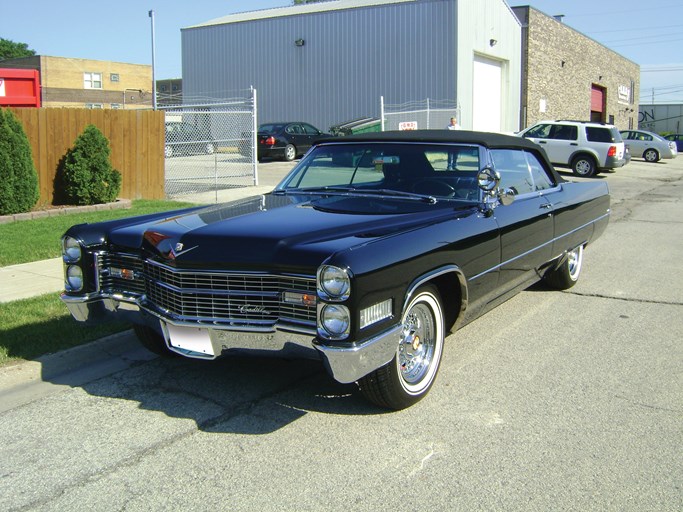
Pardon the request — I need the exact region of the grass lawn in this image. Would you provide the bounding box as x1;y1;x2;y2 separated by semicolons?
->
0;199;199;367
0;199;198;267
0;292;130;367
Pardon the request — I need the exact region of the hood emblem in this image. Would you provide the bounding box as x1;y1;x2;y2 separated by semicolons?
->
169;243;199;260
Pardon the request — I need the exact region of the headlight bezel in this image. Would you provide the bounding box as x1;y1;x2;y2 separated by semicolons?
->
317;265;351;301
65;265;84;292
318;303;351;339
62;236;82;263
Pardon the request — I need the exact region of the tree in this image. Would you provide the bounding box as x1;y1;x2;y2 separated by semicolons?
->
0;38;36;60
57;125;122;205
0;108;39;215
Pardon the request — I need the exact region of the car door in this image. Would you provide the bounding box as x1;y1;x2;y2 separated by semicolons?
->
488;149;554;293
284;123;307;153
522;123;578;165
300;123;323;153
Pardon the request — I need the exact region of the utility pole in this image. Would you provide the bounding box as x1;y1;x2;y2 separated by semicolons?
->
149;9;157;110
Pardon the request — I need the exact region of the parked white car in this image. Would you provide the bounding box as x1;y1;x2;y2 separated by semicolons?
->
620;130;678;163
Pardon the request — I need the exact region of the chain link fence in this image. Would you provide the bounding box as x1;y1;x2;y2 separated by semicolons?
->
381;98;460;131
160;90;257;199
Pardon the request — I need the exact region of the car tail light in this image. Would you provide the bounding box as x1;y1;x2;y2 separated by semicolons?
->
607;145;617;157
261;136;276;146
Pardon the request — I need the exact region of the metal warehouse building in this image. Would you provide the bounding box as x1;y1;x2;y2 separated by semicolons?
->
181;0;522;133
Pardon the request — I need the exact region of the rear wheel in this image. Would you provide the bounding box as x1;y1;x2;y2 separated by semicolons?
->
359;285;444;410
133;324;177;357
543;245;584;290
643;149;659;162
571;155;596;177
284;144;297;161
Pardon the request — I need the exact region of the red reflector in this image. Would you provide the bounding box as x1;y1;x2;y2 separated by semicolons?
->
608;146;616;157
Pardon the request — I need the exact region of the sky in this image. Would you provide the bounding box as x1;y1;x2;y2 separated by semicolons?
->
1;0;682;103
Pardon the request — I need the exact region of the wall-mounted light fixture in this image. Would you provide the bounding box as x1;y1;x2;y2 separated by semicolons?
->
489;39;497;47
295;39;305;47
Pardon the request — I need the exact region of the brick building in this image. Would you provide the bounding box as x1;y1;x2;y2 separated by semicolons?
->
512;6;640;130
0;55;153;109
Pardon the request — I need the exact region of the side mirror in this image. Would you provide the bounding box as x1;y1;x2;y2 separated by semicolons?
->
477;168;515;210
477;168;500;192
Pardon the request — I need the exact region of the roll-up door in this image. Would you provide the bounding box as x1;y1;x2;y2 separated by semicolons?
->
472;56;502;132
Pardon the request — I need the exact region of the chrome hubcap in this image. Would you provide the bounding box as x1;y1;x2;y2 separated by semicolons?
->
398;303;435;384
576;160;591;175
568;245;583;280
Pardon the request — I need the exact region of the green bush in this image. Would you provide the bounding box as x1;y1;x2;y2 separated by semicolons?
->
0;108;39;215
57;124;122;205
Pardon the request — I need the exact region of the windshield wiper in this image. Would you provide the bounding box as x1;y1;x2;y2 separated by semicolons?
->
352;189;438;204
274;187;437;204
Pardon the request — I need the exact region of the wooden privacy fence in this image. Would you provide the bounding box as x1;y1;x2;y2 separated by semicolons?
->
9;107;165;205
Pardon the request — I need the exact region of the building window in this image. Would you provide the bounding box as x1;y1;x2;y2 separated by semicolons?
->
84;72;102;89
160;85;168;92
110;73;120;82
85;103;104;109
111;103;122;109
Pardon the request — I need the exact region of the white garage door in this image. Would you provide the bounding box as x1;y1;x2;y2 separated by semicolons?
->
472;56;502;132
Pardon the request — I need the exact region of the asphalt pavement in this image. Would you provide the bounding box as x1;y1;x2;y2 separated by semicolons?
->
0;154;681;511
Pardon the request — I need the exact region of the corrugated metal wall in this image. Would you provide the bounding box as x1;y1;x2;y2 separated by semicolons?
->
182;0;457;131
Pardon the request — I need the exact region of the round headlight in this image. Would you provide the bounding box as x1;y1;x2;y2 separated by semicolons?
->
63;237;82;263
66;265;84;292
320;304;350;338
318;265;350;300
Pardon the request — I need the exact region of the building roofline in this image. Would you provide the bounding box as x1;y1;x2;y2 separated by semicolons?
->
510;5;639;67
184;0;418;30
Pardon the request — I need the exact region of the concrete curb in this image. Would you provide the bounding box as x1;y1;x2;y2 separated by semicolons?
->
0;198;132;225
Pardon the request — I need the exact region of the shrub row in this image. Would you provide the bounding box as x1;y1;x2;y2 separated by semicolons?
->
0;108;122;215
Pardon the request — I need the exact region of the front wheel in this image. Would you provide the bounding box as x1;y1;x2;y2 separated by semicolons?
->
543;244;584;290
133;324;177;358
571;156;596;177
284;144;297;161
359;285;445;410
643;148;659;162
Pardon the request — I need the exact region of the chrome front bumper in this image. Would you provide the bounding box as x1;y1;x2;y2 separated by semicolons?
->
61;294;400;384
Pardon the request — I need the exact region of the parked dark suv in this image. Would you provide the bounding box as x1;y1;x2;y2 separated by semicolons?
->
518;120;627;177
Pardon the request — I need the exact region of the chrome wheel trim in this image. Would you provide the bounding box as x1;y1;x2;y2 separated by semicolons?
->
285;145;296;160
397;293;443;394
644;149;657;162
575;159;592;176
568;245;584;281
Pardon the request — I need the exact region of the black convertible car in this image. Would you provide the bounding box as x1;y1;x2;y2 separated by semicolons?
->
61;130;610;410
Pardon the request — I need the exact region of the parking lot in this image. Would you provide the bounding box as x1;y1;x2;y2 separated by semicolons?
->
1;155;681;511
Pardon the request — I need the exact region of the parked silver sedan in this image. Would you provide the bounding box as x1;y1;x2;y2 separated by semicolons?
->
620;130;678;163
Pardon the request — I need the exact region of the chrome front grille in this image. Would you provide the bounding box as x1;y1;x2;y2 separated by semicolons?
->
98;253;146;295
97;254;317;326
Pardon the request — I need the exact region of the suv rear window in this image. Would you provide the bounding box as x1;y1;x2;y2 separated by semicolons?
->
586;127;622;143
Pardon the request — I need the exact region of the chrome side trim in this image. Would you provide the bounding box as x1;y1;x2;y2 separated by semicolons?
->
468;212;610;282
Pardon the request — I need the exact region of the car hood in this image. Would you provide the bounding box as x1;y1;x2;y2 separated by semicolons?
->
107;193;475;271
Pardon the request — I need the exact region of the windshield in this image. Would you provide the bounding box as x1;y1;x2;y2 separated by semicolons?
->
276;142;482;201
